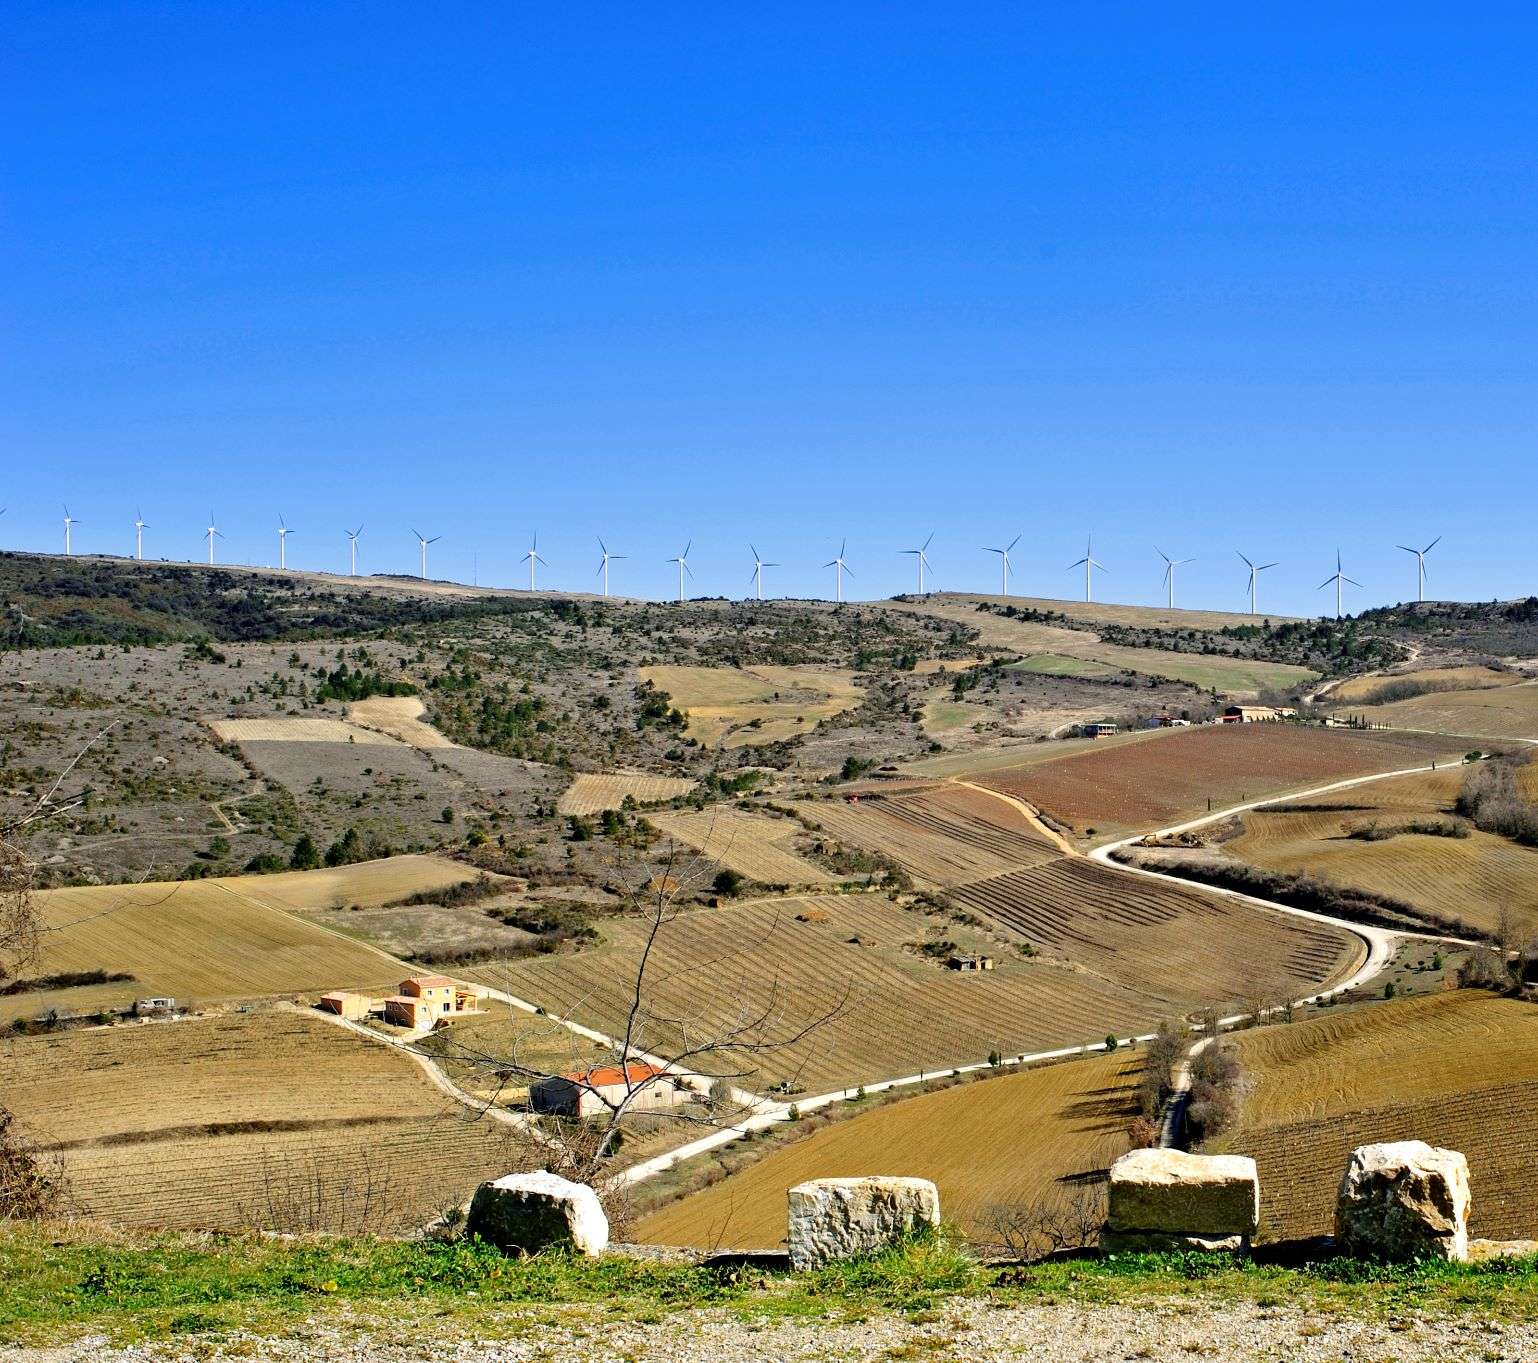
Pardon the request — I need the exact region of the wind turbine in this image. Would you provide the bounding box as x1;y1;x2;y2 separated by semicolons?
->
1317;549;1361;620
1396;535;1440;604
346;526;362;577
523;534;548;590
984;535;1020;596
276;514;293;570
134;509;148;561
596;538;625;597
411;528;440;580
823;540;854;603
667;541;693;603
1237;552;1278;616
749;544;777;601
1157;548;1196;610
63;505;78;555
903;533;934;594
1067;536;1106;603
204;511;223;565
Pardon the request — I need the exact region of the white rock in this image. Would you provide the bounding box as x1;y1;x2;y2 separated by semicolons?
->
1107;1148;1259;1237
466;1170;609;1256
787;1176;941;1270
1336;1140;1470;1262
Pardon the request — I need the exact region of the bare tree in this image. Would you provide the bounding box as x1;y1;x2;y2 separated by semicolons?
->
982;1183;1107;1261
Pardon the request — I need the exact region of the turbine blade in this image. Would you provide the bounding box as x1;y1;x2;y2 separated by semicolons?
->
1006;534;1020;552
1236;550;1253;568
1425;536;1441;553
1344;576;1362;588
1316;576;1335;591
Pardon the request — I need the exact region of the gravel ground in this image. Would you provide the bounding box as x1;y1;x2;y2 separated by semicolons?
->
6;1298;1536;1363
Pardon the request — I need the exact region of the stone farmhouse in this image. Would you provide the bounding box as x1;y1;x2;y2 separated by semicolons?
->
529;1060;692;1119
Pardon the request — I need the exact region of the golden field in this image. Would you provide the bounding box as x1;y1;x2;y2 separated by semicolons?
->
639;664;862;747
556;771;697;815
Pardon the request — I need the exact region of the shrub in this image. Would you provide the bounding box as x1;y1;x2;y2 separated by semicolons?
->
712;869;745;898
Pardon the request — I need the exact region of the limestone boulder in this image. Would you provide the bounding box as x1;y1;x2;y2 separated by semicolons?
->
1107;1148;1259;1239
467;1170;609;1257
1335;1141;1470;1262
787;1176;941;1270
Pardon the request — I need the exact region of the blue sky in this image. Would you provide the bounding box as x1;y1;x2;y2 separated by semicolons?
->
3;4;1535;613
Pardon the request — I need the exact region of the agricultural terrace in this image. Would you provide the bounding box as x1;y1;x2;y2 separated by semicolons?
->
646;807;836;885
1;1009;525;1233
346;695;457;748
465;876;1357;1095
556;771;697;816
2;856;476;1024
638;664;862;747
1325;666;1524;707
799;784;1064;887
1323;678;1538;741
636;1050;1142;1250
979;724;1460;837
1225;766;1538;939
1209;992;1538;1242
205;717;396;745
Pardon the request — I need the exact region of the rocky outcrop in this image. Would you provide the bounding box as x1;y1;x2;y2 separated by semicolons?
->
786;1176;940;1270
1104;1149;1259;1251
1335;1141;1470;1262
467;1170;610;1256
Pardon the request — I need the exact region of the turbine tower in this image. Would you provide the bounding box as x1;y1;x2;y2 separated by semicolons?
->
1317;549;1361;620
596;538;625;597
1067;537;1106;603
823;540;853;603
1396;535;1441;604
667;541;693;603
984;535;1020;596
277;514;293;570
411;528;439;580
134;509;148;561
903;533;934;594
204;511;223;565
1157;548;1196;610
523;534;548;590
346;526;362;577
749;545;778;601
1237;552;1278;616
62;505;78;555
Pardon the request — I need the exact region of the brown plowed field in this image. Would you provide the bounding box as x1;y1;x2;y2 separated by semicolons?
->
1210;992;1538;1241
800;784;1062;887
949;857;1360;1009
636;1050;1142;1250
980;725;1458;835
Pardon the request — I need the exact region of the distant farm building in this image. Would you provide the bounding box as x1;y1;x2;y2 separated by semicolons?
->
1082;722;1119;738
318;990;370;1021
1222;705;1297;724
1147;714;1192;728
320;975;485;1031
528;1061;690;1119
132;997;176;1017
946;954;995;972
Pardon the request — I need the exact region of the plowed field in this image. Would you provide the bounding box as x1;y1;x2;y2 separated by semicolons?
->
647;808;834;885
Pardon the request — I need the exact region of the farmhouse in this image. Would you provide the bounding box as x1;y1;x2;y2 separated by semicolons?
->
528;1060;690;1119
1222;705;1297;724
1082;722;1119;738
321;976;486;1030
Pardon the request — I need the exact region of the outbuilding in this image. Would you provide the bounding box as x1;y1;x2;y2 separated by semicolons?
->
318;990;370;1021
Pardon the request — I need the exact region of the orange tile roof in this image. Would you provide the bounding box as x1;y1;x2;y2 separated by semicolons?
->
402;974;454;989
561;1061;665;1088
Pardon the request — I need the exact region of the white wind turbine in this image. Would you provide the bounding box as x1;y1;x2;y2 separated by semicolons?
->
63;505;79;555
1157;548;1195;610
596;538;625;597
1317;549;1361;620
411;528;440;580
1396;535;1440;604
984;535;1020;596
276;514;294;570
1067;536;1106;603
667;541;693;603
823;540;854;603
1237;552;1278;616
749;544;778;601
903;533;934;594
523;533;548;590
134;508;149;561
346;526;363;577
204;511;223;565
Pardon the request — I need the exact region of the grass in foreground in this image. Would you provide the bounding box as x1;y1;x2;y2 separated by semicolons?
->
6;1222;1538;1346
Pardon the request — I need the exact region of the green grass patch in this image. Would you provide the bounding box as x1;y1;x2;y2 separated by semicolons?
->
1007;653;1120;679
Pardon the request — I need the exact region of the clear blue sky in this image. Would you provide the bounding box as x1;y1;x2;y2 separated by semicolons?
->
3;4;1535;613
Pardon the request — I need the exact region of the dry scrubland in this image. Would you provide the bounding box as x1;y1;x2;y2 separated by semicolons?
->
1325;666;1524;707
1322;678;1538;740
646;807;835;885
636;1050;1142;1250
1226;766;1538;938
555;771;697;816
979;724;1459;836
2;1010;524;1232
2;855;476;1023
1211;992;1538;1242
638;664;862;747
